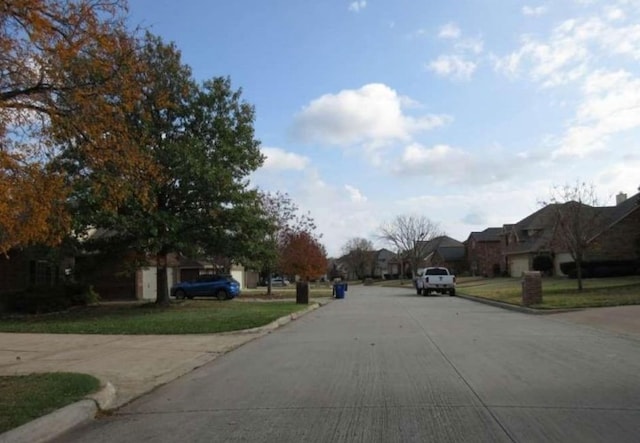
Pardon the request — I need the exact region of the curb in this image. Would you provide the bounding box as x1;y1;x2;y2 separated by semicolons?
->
1;301;328;442
236;300;326;334
456;293;581;315
0;382;116;443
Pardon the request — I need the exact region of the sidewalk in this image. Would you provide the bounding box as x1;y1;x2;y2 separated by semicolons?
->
0;332;263;408
548;305;640;338
0;302;324;443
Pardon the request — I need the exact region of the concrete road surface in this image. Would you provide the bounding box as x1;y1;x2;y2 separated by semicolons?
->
53;286;640;443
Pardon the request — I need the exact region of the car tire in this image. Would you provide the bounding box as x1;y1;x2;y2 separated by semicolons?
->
421;288;427;297
215;289;228;301
175;289;186;300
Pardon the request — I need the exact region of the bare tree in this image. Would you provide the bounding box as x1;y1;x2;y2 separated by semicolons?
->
378;215;443;278
541;181;606;291
341;238;375;280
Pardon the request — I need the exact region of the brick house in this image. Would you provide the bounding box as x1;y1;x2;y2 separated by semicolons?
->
418;236;467;275
0;247;74;296
465;228;503;277
585;193;640;262
502;192;640;277
336;248;400;280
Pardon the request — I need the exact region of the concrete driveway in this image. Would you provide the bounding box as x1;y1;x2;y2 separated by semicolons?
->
50;285;640;442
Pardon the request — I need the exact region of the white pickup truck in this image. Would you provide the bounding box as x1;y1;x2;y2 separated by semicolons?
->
414;267;456;296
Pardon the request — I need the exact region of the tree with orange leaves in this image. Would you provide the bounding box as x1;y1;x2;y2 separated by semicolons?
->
1;0;151;254
278;231;328;282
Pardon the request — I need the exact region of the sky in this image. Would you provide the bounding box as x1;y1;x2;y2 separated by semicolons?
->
127;0;640;257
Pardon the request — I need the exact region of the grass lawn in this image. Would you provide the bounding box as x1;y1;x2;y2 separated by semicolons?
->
241;285;333;299
0;372;100;434
457;276;640;309
0;299;312;334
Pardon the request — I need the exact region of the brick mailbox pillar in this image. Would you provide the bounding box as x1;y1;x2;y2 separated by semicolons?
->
521;271;542;306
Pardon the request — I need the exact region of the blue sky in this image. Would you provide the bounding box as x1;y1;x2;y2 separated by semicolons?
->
128;1;640;256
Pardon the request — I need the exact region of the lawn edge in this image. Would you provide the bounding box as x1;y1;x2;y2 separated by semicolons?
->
456;292;582;315
0;381;115;443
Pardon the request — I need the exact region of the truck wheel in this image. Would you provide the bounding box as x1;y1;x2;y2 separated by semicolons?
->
449;289;456;296
421;289;427;296
416;288;421;295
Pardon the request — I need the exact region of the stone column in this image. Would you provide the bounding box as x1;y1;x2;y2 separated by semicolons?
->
522;271;542;306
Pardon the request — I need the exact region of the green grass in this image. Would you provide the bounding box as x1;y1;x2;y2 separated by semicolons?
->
241;286;333;298
457;276;640;309
0;372;100;434
0;300;310;334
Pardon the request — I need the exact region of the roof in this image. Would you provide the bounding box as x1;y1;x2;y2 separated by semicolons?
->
417;235;464;256
504;191;640;255
468;227;502;242
436;246;466;261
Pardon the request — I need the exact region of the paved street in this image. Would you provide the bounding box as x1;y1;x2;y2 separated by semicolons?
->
53;286;640;442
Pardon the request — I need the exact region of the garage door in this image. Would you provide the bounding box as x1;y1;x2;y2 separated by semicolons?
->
141;268;157;301
509;257;530;277
231;269;244;289
555;253;573;276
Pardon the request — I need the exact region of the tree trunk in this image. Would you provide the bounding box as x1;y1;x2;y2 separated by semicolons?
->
266;267;272;296
296;280;309;305
576;254;584;291
156;251;171;305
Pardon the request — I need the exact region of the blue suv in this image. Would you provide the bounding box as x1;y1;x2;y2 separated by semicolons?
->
171;274;241;301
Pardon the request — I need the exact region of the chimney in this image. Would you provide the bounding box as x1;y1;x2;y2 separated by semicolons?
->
616;192;627;205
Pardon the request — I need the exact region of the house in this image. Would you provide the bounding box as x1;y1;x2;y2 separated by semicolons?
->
502;191;640;277
465;228;503;277
333;248;402;280
417;236;467;275
0;247;74;295
1;245;252;302
372;248;399;278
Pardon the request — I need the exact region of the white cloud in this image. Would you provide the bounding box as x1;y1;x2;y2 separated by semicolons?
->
455;37;484;55
396;143;475;180
260;147;310;171
292;83;451;146
345;184;367;203
427;55;477;80
495;7;640;86
494;31;590;87
605;7;625;21
522;5;548;16
438;22;461;39
348;1;366;12
554;69;640;157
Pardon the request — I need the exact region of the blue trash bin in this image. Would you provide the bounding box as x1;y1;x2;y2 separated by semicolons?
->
334;283;347;299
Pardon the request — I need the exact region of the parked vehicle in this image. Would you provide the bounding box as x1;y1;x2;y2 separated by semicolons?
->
414;267;456;296
269;277;290;286
171;274;241;300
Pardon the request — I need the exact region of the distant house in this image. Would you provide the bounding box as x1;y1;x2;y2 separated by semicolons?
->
372;248;399;278
417;236;467;275
465;228;503;277
502;192;640;277
334;248;402;280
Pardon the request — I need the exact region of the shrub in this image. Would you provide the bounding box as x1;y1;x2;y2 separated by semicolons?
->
532;255;554;275
1;284;99;314
560;260;638;279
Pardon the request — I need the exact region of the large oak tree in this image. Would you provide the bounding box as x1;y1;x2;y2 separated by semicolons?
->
60;34;264;304
1;0;150;253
